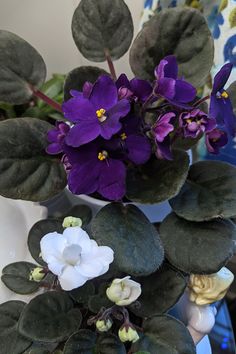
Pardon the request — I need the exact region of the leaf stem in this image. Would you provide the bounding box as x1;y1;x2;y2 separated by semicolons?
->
105;49;117;81
193;94;210;107
31;86;62;112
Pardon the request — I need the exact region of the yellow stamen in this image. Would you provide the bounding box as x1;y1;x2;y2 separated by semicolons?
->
96;108;106;120
186;119;192;124
221;91;229;99
98;150;108;161
120;133;127;140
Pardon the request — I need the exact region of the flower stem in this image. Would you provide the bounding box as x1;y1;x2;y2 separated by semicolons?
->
31;86;62;112
105;49;117;81
193;95;210;107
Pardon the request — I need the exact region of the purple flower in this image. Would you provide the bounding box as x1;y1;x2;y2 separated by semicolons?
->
154;56;196;107
210;63;236;137
116;74;152;102
64;140;126;201
153;112;175;160
205;128;228;154
46;122;70;155
62;75;130;147
179;109;216;138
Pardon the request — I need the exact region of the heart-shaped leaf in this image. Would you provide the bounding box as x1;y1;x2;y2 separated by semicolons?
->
126;150;189;204
72;0;134;62
96;334;126;354
0;118;67;201
1;262;42;294
64;66;109;101
18;292;82;342
227;81;236;115
28;218;64;265
170;161;236;221
64;330;97;354
0;30;46;104
0;301;31;354
129;263;187;317
130;8;214;87
88;283;113;314
160;213;236;274
132;315;196;354
91;203;164;276
69;281;95;305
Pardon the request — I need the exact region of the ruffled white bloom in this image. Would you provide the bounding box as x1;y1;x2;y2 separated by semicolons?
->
40;226;114;291
106;276;141;306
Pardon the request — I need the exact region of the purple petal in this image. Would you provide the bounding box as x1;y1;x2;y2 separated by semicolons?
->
130;78;153;101
154;112;175;142
155;56;178;80
68;161;100;195
156;77;176;99
156;137;173;160
65;121;100;147
210;94;236;136
116;74;131;90
62;97;95;123
70;90;83;98
174;80;196;103
90;75;118;111
98;159;126;200
212;63;233;93
46;143;63;155
47;129;60;143
83;81;93;98
126;135;152;164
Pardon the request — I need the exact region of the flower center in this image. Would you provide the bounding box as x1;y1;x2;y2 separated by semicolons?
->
120;133;127;140
63;244;82;266
98;150;108;161
96;108;107;122
219;90;229;99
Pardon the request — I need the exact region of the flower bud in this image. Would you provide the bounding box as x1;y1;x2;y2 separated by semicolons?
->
62;216;82;228
118;326;139;343
106;276;141;306
96;319;112;332
29;267;45;282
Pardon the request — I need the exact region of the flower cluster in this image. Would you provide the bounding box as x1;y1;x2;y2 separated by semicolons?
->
47;56;236;201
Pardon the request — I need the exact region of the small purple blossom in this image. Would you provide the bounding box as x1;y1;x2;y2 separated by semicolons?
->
62;75;130;147
179;109;216;138
116;74;152;102
46;122;70;155
154;56;196;107
210;63;236;137
205;128;228;154
153;112;175;160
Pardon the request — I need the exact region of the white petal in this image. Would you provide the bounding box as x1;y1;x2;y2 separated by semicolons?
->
63;227;92;253
76;259;104;278
59;265;88;291
40;232;66;262
83;242;114;264
47;256;65;276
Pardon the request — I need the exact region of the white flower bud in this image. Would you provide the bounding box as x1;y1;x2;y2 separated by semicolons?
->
29;267;45;282
118;326;139;343
106;276;141;306
62;216;82;228
96;319;112;332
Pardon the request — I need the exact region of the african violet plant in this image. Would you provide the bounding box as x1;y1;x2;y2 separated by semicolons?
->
0;0;236;353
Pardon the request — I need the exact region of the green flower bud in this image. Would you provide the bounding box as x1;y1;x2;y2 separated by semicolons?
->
96;319;112;332
29;267;45;282
62;216;82;228
118;326;139;343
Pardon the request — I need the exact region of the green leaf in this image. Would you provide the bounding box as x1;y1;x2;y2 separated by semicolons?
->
38;74;65;109
229;7;236;28
96;333;126;354
228;81;236;115
126;150;189;204
132;315;196;354
61;204;93;226
72;0;134;62
0;118;67;201
160;213;236;274
170;160;236;221
88;283;113;314
0;30;46;104
91;203;164;276
69;281;95;305
64;330;97;354
129;263;187;317
1;262;41;295
28;218;64;265
0;301;31;354
64;66;109;101
130;8;214;88
23;342;57;354
18;292;82;343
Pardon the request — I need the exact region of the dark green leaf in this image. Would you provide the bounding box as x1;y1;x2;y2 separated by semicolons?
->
28;218;64;265
96;333;126;354
69;281;95;305
160;213;236;274
72;0;134;61
91;203;164;276
0;30;46;104
1;262;41;294
23;342;57;354
0;118;67;201
130;8;214;87
132;315;196;354
61;204;93;226
129;263;187;317
88;283;113;314
64;330;97;354
64;66;109;101
227;81;236;116
126;150;189;204
18;292;82;342
170;160;236;221
0;301;31;354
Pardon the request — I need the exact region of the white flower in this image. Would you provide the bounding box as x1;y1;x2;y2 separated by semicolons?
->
40;226;114;291
106;276;141;306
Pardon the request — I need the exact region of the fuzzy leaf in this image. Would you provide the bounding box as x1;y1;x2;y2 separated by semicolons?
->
228;81;236;115
72;0;133;61
96;334;126;354
88;283;113;314
64;330;97;354
69;281;95;305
